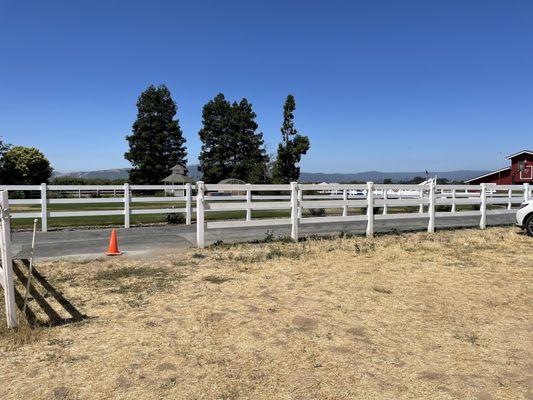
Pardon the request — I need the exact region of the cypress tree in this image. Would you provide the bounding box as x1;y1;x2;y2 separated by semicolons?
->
125;84;187;184
272;95;310;183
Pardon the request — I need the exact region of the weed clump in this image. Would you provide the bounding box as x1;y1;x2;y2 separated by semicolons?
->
203;275;232;284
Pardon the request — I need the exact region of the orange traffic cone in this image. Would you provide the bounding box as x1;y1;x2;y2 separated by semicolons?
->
105;228;122;256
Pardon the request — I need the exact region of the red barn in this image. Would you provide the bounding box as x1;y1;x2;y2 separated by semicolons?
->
465;150;533;185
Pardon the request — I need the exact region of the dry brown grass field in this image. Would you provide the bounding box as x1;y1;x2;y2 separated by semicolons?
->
1;227;532;399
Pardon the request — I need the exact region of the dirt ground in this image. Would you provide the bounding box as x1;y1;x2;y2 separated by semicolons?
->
1;227;532;400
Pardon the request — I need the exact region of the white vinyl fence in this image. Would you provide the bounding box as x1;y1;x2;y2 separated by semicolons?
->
195;181;531;248
1;183;194;231
0;190;17;327
1;181;531;247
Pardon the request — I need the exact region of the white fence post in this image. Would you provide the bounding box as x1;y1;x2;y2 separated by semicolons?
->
297;187;303;219
428;181;436;233
290;182;299;241
524;183;530;202
123;183;130;228
40;182;48;232
451;189;456;212
343;189;348;217
382;189;388;215
366;182;374;237
507;188;512;210
419;188;424;213
0;191;17;328
185;183;192;225
246;183;252;221
479;183;487;230
196;181;205;248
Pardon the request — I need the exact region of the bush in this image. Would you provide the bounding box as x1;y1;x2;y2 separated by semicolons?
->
166;213;186;224
309;208;326;217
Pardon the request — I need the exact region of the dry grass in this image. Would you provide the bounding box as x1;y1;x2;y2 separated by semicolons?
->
1;227;532;399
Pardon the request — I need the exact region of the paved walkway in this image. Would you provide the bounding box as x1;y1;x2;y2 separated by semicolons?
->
12;212;516;260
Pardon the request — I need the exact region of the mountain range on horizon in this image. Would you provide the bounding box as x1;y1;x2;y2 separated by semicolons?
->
53;165;490;183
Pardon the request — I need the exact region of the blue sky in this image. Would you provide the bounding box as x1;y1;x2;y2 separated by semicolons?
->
1;1;532;173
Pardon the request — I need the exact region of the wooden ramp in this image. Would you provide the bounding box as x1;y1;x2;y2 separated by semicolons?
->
12;259;86;327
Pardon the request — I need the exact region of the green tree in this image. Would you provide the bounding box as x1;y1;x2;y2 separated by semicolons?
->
0;146;52;184
0;137;10;157
198;94;268;183
198;94;233;182
0;137;11;170
271;95;310;183
125;84;187;184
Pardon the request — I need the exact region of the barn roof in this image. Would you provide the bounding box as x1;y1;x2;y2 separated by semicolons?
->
506;150;533;160
464;167;510;183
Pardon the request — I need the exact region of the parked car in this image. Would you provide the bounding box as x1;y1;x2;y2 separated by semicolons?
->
516;201;533;236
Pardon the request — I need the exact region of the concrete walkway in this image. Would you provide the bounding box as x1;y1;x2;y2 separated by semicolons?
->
12;212;516;260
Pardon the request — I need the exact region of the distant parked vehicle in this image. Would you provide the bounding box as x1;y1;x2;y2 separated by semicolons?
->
516;201;533;236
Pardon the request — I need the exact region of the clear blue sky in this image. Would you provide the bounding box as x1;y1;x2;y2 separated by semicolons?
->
1;0;532;173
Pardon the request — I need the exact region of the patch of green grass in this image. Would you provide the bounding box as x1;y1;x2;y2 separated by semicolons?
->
9;201;356;230
11;199;486;230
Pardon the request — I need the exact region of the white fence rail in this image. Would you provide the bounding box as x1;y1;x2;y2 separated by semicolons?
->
0;190;17;327
195;181;531;248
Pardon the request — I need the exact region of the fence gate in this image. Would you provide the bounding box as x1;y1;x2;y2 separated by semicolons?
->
0;190;17;328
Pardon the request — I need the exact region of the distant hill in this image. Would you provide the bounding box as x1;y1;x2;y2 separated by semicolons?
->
54;166;202;181
299;170;489;183
53;168;131;180
54;166;488;183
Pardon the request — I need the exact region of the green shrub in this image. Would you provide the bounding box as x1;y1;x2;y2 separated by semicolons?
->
309;208;326;217
166;213;186;224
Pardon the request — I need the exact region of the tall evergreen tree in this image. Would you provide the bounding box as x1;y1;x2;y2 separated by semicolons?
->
198;94;268;183
271;95;310;183
198;94;232;183
125;84;187;184
229;98;269;182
